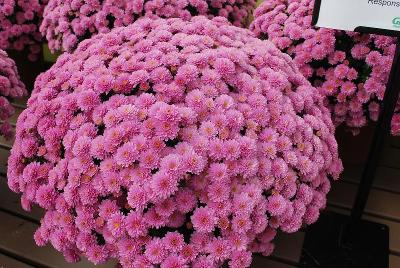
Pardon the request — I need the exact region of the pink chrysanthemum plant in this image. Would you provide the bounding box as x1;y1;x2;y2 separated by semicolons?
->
0;0;48;61
250;0;399;135
0;49;26;139
40;0;256;53
9;16;342;267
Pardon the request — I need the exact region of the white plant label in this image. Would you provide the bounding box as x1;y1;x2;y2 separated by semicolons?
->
315;0;400;32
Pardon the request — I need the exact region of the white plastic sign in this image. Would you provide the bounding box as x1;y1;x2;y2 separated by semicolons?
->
314;0;400;34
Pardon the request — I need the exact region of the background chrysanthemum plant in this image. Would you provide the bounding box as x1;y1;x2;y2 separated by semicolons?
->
0;49;26;139
251;0;399;135
9;16;342;267
40;0;256;53
0;0;48;61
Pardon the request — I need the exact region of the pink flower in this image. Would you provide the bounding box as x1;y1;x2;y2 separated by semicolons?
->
155;198;176;217
86;245;108;265
207;163;228;182
213;58;236;76
176;64;199;85
224;140;241;160
145;238;167;264
75;211;95;234
72;136;92;157
160;154;183;175
127;184;148;210
267;194;287;216
125;211;147;238
233;193;254;215
229;250;252;268
208;139;226;160
175;188;197;213
99;200;119;218
182;151;206;175
77;91;100;111
151;172;179;199
107;213;126;238
161;254;188;268
191;207;217;233
115;142;139;167
139;149;160;169
117;238;140;258
232;214;252;233
207;238;231;262
228;234;248;251
199;121;217;138
35;185;56;209
192;255;215;268
208;182;230;202
180;244;197;262
144;208;168;228
392;114;400;136
102;172;121;193
163;232;185;252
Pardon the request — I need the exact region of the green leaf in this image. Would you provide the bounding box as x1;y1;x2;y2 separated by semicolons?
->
42;43;62;63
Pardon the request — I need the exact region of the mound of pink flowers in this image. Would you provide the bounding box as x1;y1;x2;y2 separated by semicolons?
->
40;0;256;53
0;0;48;61
9;16;342;267
0;49;26;139
251;0;399;135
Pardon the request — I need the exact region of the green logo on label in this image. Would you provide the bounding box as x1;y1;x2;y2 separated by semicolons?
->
393;17;400;28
